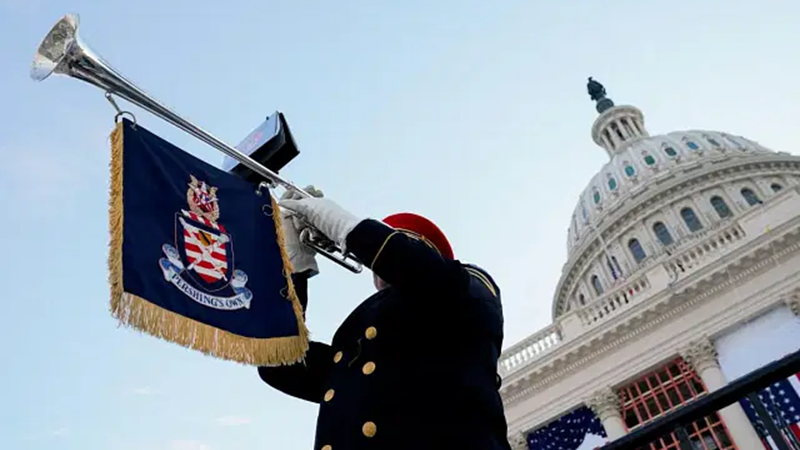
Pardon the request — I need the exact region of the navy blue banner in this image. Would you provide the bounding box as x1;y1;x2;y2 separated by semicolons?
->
528;406;607;450
109;118;307;366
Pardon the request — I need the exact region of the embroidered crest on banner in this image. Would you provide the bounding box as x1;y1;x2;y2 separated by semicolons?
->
158;175;252;310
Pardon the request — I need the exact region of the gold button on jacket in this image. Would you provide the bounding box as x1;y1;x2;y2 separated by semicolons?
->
361;361;376;375
362;421;377;438
365;326;377;340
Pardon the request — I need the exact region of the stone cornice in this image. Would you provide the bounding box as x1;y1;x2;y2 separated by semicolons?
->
503;219;800;406
553;155;800;317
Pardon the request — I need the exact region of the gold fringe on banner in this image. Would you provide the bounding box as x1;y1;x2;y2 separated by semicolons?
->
107;121;309;366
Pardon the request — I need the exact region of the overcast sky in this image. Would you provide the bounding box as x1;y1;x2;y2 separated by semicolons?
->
2;0;799;449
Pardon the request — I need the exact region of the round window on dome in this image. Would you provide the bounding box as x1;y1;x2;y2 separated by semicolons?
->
644;154;656;166
624;165;636;177
706;137;721;147
685;140;699;150
593;190;601;204
663;146;677;157
608;177;618;190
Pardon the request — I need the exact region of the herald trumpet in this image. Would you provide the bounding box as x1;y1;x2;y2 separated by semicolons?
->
31;13;363;274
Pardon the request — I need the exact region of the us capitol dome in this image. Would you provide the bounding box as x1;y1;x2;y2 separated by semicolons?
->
499;79;800;450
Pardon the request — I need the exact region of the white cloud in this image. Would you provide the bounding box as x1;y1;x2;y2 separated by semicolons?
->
213;415;252;427
51;427;70;437
168;440;211;450
132;387;153;395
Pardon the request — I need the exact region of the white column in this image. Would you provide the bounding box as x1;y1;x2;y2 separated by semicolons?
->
593;255;612;288
615;120;629;140
587;388;627;439
723;184;748;212
605;125;622;148
635;118;648;137
625;118;638;138
681;338;764;450
669;204;690;238
644;220;666;256
628;118;640;136
508;432;528;450
619;119;632;137
786;292;800;316
610;242;632;276
601;134;615;152
633;222;658;257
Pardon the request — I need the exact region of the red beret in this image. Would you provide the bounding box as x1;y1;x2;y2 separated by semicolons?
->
382;212;454;260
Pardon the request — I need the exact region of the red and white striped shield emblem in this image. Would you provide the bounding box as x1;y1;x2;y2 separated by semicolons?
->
179;211;230;284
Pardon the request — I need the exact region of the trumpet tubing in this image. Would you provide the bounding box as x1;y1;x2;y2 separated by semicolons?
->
31;13;362;274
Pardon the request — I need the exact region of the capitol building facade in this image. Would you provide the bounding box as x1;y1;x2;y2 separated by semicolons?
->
499;80;800;450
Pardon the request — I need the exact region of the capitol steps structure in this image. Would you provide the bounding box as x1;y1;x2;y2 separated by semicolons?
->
500;79;800;450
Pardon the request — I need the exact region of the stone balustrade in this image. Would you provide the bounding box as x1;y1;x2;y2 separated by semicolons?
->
664;223;746;283
577;276;650;327
499;325;562;376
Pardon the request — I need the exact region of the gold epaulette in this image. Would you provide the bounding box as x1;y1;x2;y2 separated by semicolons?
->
464;266;497;297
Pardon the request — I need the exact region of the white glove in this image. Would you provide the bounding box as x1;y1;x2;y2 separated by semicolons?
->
279;195;362;253
279;186;324;276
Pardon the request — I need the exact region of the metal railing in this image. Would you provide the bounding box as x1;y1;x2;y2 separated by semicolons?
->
599;349;800;450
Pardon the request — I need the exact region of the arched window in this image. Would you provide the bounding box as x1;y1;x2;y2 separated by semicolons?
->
741;188;761;206
591;275;604;296
628;238;647;262
771;183;783;193
681;207;703;232
710;196;732;219
578;293;586;306
652;222;674;246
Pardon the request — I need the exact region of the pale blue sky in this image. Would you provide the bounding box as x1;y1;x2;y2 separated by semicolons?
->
1;1;799;449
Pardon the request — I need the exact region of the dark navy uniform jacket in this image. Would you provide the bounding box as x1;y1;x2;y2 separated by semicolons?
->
258;219;511;450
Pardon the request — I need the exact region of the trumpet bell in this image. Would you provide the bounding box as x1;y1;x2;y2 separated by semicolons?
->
31;13;81;82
